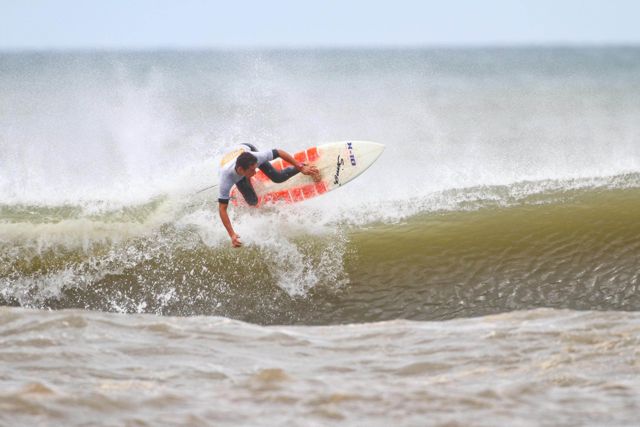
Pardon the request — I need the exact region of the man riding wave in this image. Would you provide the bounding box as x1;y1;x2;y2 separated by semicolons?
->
217;143;320;247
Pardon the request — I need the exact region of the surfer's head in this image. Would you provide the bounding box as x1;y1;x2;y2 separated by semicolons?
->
235;152;258;177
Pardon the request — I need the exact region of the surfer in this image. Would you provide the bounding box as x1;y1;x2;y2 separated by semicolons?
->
218;144;320;247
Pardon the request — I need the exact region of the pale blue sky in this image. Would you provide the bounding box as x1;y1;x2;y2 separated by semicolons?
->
1;0;639;50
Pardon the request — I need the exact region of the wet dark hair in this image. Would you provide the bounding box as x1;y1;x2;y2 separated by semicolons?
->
235;152;258;170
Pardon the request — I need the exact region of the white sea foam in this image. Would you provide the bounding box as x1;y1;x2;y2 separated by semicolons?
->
1;50;639;210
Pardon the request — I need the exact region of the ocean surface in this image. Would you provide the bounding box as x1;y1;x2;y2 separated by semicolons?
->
1;47;639;426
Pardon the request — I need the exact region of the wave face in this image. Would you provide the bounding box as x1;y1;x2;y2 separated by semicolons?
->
1;179;639;324
1;48;640;325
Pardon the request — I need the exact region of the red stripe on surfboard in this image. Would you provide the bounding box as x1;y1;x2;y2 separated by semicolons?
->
262;189;292;204
315;181;327;194
300;184;315;199
307;147;319;162
290;187;305;202
234;180;328;206
294;151;307;164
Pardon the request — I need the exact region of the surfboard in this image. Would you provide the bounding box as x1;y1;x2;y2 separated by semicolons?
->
230;141;384;206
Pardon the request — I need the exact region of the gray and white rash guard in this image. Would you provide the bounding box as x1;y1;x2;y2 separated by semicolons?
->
218;144;275;204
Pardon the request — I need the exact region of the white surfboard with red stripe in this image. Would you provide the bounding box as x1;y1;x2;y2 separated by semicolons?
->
230;141;384;206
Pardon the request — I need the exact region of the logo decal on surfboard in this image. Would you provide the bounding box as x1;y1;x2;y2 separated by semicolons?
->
347;142;357;166
334;155;345;185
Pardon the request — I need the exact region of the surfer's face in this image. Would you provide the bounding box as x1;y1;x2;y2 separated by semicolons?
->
237;163;258;178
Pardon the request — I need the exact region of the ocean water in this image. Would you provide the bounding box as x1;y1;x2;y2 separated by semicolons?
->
1;48;639;425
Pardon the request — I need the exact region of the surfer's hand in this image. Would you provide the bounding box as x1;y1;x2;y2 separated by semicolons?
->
299;164;321;182
231;234;242;248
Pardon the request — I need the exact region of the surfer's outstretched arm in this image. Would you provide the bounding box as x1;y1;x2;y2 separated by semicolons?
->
219;202;241;248
276;149;321;181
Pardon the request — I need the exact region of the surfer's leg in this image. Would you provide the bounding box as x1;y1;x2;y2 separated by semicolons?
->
259;162;299;184
235;177;259;206
247;144;299;183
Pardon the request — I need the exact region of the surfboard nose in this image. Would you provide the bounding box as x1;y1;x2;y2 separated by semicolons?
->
368;141;385;154
350;141;385;159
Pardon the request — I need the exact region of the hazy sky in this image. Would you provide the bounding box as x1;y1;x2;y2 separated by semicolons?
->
2;0;639;50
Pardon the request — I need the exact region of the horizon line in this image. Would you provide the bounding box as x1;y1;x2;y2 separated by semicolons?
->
1;41;639;53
